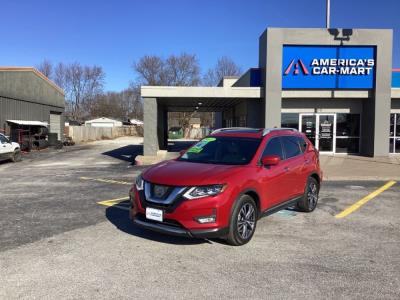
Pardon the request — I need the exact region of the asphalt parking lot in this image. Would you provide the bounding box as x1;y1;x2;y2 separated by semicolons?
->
0;137;399;299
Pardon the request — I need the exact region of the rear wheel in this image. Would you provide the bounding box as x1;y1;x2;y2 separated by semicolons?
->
297;177;319;212
11;150;22;162
226;195;257;246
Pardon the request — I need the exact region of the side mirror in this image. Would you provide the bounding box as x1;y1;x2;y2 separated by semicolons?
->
261;155;280;166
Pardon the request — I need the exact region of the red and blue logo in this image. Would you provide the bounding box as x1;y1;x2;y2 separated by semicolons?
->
284;59;309;75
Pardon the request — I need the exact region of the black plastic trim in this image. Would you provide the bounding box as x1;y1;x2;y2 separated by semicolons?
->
260;196;302;218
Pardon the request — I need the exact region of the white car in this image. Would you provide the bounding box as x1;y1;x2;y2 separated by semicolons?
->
0;133;21;162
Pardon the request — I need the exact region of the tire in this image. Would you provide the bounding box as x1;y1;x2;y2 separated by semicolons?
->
297;177;319;212
226;195;258;246
11;150;22;162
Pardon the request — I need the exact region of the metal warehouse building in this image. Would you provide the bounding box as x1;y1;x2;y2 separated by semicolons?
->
141;27;400;158
0;67;65;141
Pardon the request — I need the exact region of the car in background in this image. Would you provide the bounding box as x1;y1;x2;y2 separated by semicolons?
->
130;127;322;246
0;133;22;163
168;127;183;139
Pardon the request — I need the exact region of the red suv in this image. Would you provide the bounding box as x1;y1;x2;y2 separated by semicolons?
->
129;128;322;245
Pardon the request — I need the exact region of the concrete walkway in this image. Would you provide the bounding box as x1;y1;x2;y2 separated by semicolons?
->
320;155;400;181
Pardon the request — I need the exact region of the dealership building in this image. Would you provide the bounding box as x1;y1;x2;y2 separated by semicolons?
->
141;28;400;157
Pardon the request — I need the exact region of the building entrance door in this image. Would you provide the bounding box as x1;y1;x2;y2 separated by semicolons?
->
300;113;336;154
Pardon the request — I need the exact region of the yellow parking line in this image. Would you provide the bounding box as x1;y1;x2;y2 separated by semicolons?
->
335;180;396;219
97;196;130;211
80;177;131;185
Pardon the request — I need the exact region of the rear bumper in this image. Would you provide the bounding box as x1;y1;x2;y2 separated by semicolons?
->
133;217;228;239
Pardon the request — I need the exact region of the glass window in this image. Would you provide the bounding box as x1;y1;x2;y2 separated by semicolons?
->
179;136;261;165
336;114;360;137
390;114;395;137
0;134;8;144
262;137;284;160
389;114;400;153
281;136;302;159
281;113;299;130
396;138;400;153
336;138;360;153
297;136;307;153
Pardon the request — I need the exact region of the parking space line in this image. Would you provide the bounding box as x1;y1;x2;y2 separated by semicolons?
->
335;180;396;219
97;197;130;211
80;177;131;185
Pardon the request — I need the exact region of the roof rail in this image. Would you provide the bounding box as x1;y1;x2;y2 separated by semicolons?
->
262;127;298;136
211;127;260;134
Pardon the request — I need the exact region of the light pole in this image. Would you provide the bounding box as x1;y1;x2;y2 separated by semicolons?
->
326;0;331;28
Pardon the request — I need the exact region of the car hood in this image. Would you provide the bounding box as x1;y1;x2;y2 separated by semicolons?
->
142;159;244;186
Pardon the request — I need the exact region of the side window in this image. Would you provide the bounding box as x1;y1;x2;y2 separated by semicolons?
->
297;136;307;153
261;137;284;160
0;135;7;144
281;136;302;158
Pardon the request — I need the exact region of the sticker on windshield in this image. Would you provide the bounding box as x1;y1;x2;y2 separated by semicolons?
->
187;137;216;153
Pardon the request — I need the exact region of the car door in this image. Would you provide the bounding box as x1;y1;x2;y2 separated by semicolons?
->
0;134;13;160
257;136;293;210
280;136;307;198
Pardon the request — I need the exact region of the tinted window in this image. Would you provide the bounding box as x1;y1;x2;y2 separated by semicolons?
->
297;136;307;153
281;113;299;130
336;114;360;136
0;135;7;144
281;136;302;158
179;136;261;165
261;137;284;160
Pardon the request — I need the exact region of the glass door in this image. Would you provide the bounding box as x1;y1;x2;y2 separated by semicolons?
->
300;114;316;146
299;113;336;153
317;114;335;153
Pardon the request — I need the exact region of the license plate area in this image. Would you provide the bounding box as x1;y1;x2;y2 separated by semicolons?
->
146;207;163;222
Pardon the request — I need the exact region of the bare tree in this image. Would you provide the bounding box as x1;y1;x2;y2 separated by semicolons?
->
36;59;53;78
133;53;200;86
203;56;242;86
53;62;105;120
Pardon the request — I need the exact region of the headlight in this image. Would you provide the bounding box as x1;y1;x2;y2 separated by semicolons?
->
135;174;144;191
183;184;225;199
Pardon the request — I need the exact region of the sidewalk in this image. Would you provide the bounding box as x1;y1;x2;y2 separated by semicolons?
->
320;155;400;181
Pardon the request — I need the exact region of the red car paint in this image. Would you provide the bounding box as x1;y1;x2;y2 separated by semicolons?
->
129;128;322;240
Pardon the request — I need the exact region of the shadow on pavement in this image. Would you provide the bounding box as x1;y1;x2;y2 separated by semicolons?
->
105;204;211;245
102;145;143;164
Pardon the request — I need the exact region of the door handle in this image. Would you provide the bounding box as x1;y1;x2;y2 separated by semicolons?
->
305;159;311;164
284;166;290;172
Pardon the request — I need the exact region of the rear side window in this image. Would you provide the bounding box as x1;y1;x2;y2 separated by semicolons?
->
261;137;284;160
281;136;302;158
297;136;307;153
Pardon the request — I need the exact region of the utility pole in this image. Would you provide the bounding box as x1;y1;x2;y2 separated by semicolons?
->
326;0;331;28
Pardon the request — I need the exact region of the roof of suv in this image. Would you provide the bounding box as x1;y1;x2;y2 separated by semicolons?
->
210;127;299;138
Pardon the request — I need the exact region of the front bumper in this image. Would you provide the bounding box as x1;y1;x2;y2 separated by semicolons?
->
133;215;228;238
129;185;232;238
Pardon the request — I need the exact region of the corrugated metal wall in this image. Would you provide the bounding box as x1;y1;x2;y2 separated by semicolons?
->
0;96;64;134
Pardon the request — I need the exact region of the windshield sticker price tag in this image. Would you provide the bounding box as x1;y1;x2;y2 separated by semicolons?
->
187;137;216;153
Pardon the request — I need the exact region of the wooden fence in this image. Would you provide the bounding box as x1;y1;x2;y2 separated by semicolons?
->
67;125;143;143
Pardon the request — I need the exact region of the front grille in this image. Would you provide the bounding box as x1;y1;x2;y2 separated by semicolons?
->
139;182;187;213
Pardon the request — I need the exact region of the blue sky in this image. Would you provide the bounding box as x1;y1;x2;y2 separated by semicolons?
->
1;0;399;91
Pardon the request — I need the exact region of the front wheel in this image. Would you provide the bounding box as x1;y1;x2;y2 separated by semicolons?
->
226;195;257;246
297;177;319;212
11;150;22;162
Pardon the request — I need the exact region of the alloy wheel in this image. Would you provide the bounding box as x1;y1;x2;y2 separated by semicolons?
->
237;203;256;239
307;182;318;209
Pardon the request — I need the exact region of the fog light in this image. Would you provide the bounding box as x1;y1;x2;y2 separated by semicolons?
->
195;215;216;224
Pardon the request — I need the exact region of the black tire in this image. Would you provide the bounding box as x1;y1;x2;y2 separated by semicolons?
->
11;150;22;162
226;195;258;246
297;177;319;212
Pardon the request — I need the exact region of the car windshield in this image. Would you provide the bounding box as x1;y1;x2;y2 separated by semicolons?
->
178;136;262;165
